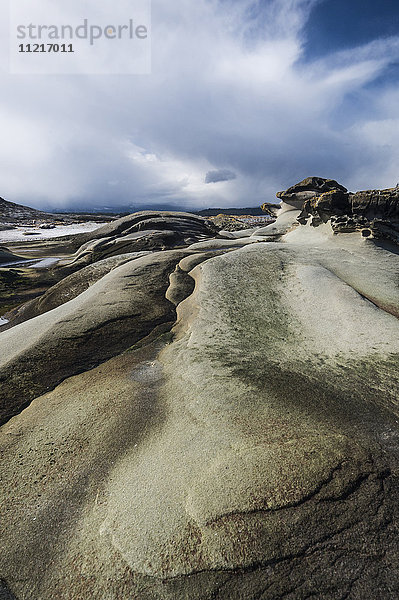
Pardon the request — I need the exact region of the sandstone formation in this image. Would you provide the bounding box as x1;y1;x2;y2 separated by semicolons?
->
73;210;218;245
208;213;250;231
286;177;399;244
1;253;152;329
260;202;280;216
276;176;347;209
58;211;218;271
1;200;399;599
0;249;190;423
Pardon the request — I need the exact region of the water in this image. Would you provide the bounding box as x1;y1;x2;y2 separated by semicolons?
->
29;257;60;269
0;257;60;269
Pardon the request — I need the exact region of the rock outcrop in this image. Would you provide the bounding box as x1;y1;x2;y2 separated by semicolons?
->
277;176;347;208
0;253;152;329
75;211;218;244
278;177;399;243
59;211;218;271
0;246;23;266
260;202;280;216
0;249;191;423
1;201;399;599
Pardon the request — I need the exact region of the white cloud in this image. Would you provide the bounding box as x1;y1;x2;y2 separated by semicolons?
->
0;0;399;209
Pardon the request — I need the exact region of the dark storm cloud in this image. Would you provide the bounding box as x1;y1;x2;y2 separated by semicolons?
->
205;169;237;184
1;0;399;210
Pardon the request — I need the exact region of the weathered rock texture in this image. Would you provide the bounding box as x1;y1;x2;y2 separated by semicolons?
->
284;177;399;243
1;205;399;599
0;249;189;424
277;176;347;209
1;253;152;329
260;202;280;216
58;211;218;270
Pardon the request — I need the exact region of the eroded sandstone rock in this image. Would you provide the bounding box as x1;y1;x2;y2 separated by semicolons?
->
1;206;399;599
277;177;347;209
0;250;189;424
275;178;399;244
1;235;399;599
58;211;218;271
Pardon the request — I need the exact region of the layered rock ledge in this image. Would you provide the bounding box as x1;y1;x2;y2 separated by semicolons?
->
282;177;399;244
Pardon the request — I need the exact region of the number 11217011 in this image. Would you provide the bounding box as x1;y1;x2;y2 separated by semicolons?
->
18;43;74;53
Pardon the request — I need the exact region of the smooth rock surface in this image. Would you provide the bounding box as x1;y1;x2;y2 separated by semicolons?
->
1;252;152;329
58;212;217;271
1;207;399;599
0;250;189;424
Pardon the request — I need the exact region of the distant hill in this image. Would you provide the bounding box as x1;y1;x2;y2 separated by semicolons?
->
0;195;280;223
196;207;266;216
0;196;51;223
54;203;186;215
0;197;114;225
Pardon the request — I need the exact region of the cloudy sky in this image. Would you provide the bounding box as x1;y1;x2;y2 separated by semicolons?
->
1;0;399;210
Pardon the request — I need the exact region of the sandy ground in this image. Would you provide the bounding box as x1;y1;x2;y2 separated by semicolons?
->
0;222;105;243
